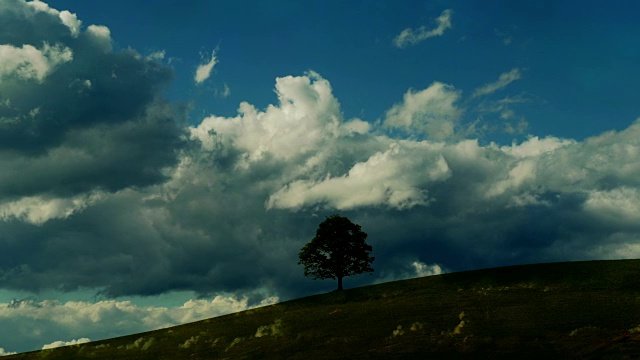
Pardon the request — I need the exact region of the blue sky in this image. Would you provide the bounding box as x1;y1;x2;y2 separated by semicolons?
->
43;0;640;140
1;0;640;354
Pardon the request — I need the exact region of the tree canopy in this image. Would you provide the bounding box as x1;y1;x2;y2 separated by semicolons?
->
298;214;374;291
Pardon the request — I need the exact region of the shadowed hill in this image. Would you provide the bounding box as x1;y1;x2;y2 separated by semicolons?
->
7;259;640;359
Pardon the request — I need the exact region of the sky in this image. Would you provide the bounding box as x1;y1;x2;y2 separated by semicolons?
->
0;0;639;354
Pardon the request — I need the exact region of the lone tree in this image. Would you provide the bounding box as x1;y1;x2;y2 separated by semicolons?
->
298;214;374;291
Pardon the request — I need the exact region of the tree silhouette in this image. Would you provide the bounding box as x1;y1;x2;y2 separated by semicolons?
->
298;214;374;291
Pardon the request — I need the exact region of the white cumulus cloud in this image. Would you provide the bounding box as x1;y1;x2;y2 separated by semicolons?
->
191;71;341;165
0;43;72;82
0;294;278;353
58;10;82;37
412;261;444;277
42;338;90;350
501;136;574;158
584;188;640;226
383;82;462;140
27;0;82;37
375;260;445;284
85;25;112;52
0;348;16;356
268;141;451;210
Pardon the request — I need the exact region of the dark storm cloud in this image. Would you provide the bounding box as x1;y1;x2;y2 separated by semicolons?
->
0;0;74;46
0;169;321;299
0;0;184;199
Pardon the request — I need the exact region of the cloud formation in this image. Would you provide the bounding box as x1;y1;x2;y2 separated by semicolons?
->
2;0;640;354
472;68;522;98
2;60;639;302
42;338;90;350
0;294;277;353
0;0;185;213
382;82;462;140
394;9;453;48
194;49;218;84
0;348;16;356
26;0;82;37
375;260;445;284
0;42;72;81
267;141;451;210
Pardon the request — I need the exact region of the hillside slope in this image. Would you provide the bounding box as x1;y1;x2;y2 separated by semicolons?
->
7;259;640;359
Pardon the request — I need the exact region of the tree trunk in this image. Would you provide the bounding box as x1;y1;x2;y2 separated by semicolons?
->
337;276;343;291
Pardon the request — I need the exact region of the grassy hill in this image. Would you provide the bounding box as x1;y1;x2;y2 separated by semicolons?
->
7;259;640;359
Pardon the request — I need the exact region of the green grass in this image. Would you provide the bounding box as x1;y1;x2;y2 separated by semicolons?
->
7;259;640;359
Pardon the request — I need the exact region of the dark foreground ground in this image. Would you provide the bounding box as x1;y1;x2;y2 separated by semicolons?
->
7;259;640;359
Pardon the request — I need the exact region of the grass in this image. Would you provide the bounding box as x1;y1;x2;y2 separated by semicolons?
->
6;259;640;359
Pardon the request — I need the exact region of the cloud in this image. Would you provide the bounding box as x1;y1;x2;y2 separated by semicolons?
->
42;338;90;350
215;83;231;98
382;82;462;140
267;141;451;210
495;29;513;46
58;10;82;37
472;68;522;98
412;261;443;277
2;1;640;353
0;0;185;202
0;348;16;356
394;9;453;48
0;192;105;225
475;94;532;135
194;49;218;84
85;25;112;52
583;188;640;226
375;260;445;284
26;0;82;37
2;60;639;306
0;294;277;353
0;42;72;82
192;71;341;164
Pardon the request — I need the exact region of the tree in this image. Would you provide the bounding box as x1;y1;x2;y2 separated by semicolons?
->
298;214;374;291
